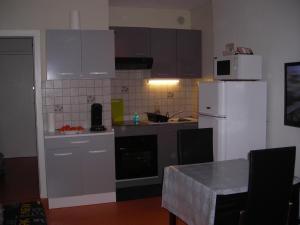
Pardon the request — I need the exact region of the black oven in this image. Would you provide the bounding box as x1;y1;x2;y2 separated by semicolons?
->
115;135;158;180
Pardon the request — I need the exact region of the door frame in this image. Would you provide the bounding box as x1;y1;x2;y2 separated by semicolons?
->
0;30;46;198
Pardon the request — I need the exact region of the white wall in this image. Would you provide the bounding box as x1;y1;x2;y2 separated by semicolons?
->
0;0;109;29
212;0;300;175
110;6;191;29
191;1;214;77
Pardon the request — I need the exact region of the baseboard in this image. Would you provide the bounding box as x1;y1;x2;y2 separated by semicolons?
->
48;192;116;209
116;184;162;201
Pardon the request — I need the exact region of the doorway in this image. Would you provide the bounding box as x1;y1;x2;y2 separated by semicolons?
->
0;37;39;203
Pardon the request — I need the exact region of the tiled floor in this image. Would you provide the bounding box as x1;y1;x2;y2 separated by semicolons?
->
44;197;186;225
0;157;40;204
0;157;187;225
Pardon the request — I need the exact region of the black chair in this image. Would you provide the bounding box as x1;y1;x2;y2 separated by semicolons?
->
239;146;296;225
0;152;4;176
177;128;213;165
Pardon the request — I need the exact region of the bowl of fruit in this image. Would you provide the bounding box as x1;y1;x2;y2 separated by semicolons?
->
57;125;85;134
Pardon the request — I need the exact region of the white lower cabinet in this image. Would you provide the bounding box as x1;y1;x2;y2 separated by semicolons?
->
46;148;82;197
45;132;116;208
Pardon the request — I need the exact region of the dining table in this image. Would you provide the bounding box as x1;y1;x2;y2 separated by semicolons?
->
161;159;300;225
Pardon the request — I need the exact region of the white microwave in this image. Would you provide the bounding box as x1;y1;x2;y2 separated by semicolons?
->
214;55;262;80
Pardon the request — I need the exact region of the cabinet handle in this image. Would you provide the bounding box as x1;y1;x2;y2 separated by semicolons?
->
119;147;127;151
88;150;107;154
88;72;108;75
184;73;195;76
54;153;72;157
58;72;74;75
70;140;90;144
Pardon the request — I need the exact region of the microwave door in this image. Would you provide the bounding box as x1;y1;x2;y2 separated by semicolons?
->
217;60;230;76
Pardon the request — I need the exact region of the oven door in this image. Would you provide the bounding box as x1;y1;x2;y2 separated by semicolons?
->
115;135;158;180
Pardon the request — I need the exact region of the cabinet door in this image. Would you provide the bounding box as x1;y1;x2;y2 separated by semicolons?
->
112;27;150;57
46;30;81;80
177;30;202;78
157;125;178;180
150;29;177;77
46;148;82;197
82;135;115;194
81;30;115;78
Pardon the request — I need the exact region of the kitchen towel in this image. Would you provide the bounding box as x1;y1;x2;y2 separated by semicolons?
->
111;99;124;124
48;113;55;132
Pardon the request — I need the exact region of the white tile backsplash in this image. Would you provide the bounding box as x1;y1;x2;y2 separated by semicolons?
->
70;88;79;96
70;80;80;88
42;75;196;131
53;80;62;89
62;80;70;88
111;70;199;119
42;79;112;131
78;88;87;96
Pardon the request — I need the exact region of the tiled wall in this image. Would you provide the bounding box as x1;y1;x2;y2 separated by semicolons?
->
111;70;199;121
42;79;111;132
42;71;199;131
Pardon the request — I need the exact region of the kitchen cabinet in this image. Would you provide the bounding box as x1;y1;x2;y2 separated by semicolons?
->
46;147;82;197
46;30;81;79
45;132;116;208
82;142;115;194
150;28;177;77
177;29;202;78
109;26;202;77
46;30;115;80
110;26;151;57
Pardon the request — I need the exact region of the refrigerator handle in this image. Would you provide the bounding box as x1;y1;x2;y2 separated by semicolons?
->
198;112;227;119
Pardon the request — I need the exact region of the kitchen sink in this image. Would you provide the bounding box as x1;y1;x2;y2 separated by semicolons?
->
164;117;198;123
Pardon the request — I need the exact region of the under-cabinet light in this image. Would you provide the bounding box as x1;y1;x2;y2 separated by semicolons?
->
148;79;180;85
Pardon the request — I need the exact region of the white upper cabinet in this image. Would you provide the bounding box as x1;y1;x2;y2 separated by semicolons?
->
46;30;115;80
47;30;81;79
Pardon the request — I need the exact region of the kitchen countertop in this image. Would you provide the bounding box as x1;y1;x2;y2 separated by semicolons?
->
113;118;198;126
44;129;114;139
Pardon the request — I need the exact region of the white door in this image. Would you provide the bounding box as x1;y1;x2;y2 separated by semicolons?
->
0;38;37;158
198;115;227;161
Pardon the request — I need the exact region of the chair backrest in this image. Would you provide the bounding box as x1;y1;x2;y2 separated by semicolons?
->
245;146;296;225
177;128;213;165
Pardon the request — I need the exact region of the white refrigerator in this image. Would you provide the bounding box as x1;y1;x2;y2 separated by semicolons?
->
198;81;267;161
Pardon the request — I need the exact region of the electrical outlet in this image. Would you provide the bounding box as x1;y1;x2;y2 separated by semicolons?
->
87;95;95;104
54;104;63;112
167;92;174;98
121;86;129;94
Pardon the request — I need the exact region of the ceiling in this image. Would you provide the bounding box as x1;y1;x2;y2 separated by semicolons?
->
109;0;209;10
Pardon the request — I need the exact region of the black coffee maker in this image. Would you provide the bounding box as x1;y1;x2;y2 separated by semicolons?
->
90;103;106;132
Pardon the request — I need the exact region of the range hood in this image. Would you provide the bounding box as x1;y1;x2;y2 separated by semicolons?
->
115;57;153;70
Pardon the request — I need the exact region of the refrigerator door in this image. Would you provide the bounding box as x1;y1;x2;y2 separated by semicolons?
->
199;81;226;117
198;115;227;161
224;81;267;160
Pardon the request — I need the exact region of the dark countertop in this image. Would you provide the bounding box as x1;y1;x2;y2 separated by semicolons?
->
112;118;198;127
